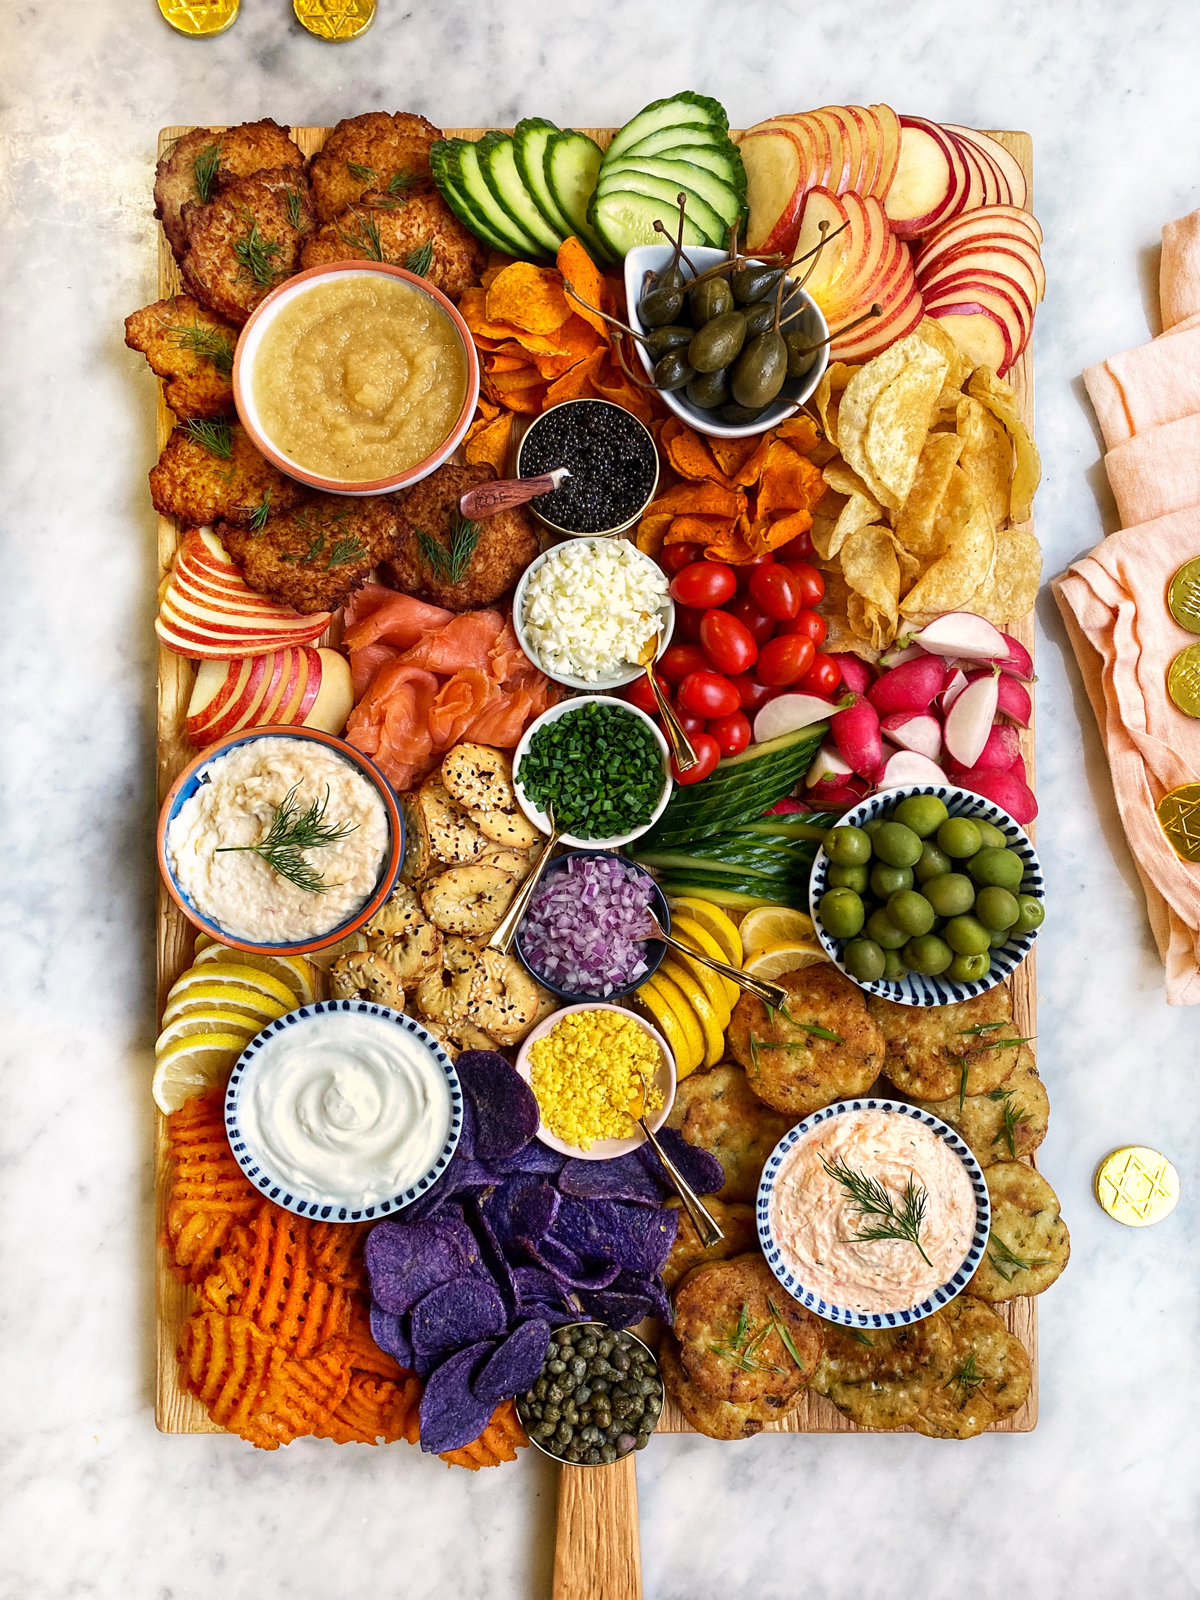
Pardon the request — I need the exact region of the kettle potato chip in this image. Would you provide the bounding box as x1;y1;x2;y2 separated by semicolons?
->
957;396;1012;530
892;432;964;554
968;528;1042;623
900;500;996;616
841;523;901;638
967;366;1041;523
838;335;944;506
862;345;950;511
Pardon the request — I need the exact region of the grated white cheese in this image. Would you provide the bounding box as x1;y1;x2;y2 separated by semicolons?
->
521;541;669;683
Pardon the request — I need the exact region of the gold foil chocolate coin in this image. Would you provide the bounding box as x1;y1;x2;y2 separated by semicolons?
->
158;0;239;35
1168;644;1200;718
1157;783;1200;862
1094;1145;1179;1227
1168;557;1200;633
294;0;376;38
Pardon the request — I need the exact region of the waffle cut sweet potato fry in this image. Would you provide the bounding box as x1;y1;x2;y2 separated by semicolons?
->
438;1400;528;1469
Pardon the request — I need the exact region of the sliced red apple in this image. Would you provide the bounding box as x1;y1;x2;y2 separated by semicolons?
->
186;655;260;744
943;126;1026;209
810;106;853;193
793;187;852;296
844;105;877;194
922;266;1036;333
870;104;902;200
923;203;1042;250
740;128;809;254
917;237;1045;304
923;309;1009;373
304;648;355;735
884;116;967;238
950;132;991;213
923;282;1028;363
158;532;330;659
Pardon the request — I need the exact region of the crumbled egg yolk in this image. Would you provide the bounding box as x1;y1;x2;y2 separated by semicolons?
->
527;1011;664;1150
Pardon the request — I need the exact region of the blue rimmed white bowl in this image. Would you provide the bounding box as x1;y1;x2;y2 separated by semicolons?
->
757;1098;990;1329
808;782;1043;1008
224;1001;462;1222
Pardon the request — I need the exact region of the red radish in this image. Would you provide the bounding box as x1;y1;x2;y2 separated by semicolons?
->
816;785;868;810
968;668;1031;727
880;711;942;760
766;797;811;815
1010;753;1028;785
879;640;925;668
976;723;1021;770
880;750;946;787
951;765;1038;824
940;668;969;715
827;653;873;695
806;739;854;789
943;674;1000;768
867;654;947;714
752;692;838;744
911;611;1007;661
995;632;1035;682
831;696;883;778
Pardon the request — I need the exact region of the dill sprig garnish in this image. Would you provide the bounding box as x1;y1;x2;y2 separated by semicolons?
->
234;219;284;287
847;1329;875;1347
346;161;377;183
183;417;234;458
943;1352;985;1397
246;493;272;534
821;1156;933;1268
166;320;235;376
405;239;434;277
337;209;386;262
282;530;326;565
216;784;357;895
284;186;303;229
328;534;368;568
194;140;223;203
987;1233;1050;1283
387;171;416;196
416;513;481;586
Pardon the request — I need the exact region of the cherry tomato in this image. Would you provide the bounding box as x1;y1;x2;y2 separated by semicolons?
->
669;562;737;609
756;633;816;687
778;607;827;648
673;732;721;785
677;669;740;719
726;594;776;646
774;528;814;560
708;710;751;758
659;541;703;576
699;609;758;675
777;558;825;608
623;674;660;716
734;553;775;589
797;652;843;697
730;673;781;713
674;604;705;643
672;700;708;738
748;563;802;622
658;643;710;686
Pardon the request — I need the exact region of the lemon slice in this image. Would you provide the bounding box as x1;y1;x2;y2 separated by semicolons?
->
661;939;730;1029
738;904;816;959
156;1007;259;1057
193;932;216;952
152;1032;250;1114
189;942;316;1005
633;982;695;1080
742;939;830;980
660;958;724;1068
167;961;298;1012
642;971;705;1079
671;916;740;1008
668;897;742;967
161;982;291;1030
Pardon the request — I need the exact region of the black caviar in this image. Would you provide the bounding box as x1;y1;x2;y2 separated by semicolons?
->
517;1323;663;1465
518;399;657;533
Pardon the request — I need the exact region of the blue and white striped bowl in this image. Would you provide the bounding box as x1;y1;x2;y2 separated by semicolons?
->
757;1098;990;1329
809;783;1042;1008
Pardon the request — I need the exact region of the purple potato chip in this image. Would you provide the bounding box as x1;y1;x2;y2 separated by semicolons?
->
574;1290;652;1329
513;1265;568;1305
471;1319;553;1408
637;1128;725;1198
613;1270;673;1325
445;1156;506;1194
455;1051;540;1161
418;1341;498;1453
484;1174;561;1248
521;1235;622;1292
456;1093;477;1161
369;1301;414;1368
491;1142;568;1177
555;1197;679;1276
410;1277;509;1363
467;1196;519;1314
558;1152;662;1206
365;1214;482;1316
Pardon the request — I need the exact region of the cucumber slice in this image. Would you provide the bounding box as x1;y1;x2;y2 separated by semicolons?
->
513;117;574;237
593;169;727;246
451;138;546;258
602;156;743;228
623;123;726;160
656;143;747;188
590;186;712;257
430;139;524;256
544;130;613;260
605;92;730;166
478;130;561;257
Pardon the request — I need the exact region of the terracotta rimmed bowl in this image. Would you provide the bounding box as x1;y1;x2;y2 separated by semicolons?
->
157;726;403;956
514;1002;676;1160
232;262;480;497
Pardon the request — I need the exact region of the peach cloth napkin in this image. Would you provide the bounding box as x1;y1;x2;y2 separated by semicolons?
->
1055;205;1200;1003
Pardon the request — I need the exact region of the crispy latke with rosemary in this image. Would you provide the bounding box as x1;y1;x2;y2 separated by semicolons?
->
220;492;400;615
307;110;440;222
904;1045;1049;1168
155;119;304;260
124;295;238;421
672;1253;823;1404
967;1161;1070;1302
299;192;486;302
663;1063;795;1204
870;986;1023;1102
384;463;539;611
181;168;315;325
149;419;306;529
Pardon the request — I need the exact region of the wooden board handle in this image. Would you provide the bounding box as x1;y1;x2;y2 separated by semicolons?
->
552;1458;642;1600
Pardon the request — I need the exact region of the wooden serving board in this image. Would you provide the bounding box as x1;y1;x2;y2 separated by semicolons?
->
153;128;1038;1450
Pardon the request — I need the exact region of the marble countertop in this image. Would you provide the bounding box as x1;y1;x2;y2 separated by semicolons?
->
3;2;1200;1596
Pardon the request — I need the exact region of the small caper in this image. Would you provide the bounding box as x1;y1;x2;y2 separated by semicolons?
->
611;1349;630;1373
578;1339;597;1358
589;1378;610;1395
573;1382;591;1405
534;1377;549;1399
600;1443;618;1464
570;1356;587;1380
547;1358;566;1376
586;1447;602;1465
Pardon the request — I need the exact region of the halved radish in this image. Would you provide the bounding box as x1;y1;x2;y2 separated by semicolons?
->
753;693;836;744
994;632;1034;681
911;612;1007;661
831;696;882;779
827;654;874;694
940;668;969;715
867;654;947;714
967;667;1031;726
806;739;854;789
879;641;925;668
975;723;1021;770
943;674;1000;768
951;765;1038;824
880;711;942;760
879;750;946;788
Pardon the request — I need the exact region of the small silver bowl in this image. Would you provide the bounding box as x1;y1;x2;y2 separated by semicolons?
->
517;1322;663;1467
515;398;659;538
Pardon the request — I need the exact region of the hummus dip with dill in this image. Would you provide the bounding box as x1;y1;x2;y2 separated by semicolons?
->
768;1108;976;1315
167;736;388;943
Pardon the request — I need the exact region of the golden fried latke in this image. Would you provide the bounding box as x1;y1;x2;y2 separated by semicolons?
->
870;986;1021;1103
221;493;400;615
728;965;884;1117
149;420;306;529
908;1297;1032;1438
124;295;238;421
307;111;440;222
384;463;539;612
672;1253;824;1404
180;169;315;325
659;1336;805;1441
967;1161;1070;1303
155;120;304;260
664;1063;794;1204
299;192;486;303
811;1312;951;1431
905;1045;1049;1169
661;1198;758;1292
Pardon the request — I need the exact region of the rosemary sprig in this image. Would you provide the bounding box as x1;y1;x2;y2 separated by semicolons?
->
943;1352;984;1397
346;161;377;183
821;1156;933;1268
987;1233;1051;1282
216;784;357;895
847;1329;875;1347
166;320;235;376
959;1058;969;1113
959;1022;1035;1051
337;210;386;262
193;140;223;203
988;1089;1030;1160
183;417;234;459
328;534;368;568
707;1302;786;1374
284;186;304;229
416;514;481;586
246;493;272;534
766;1298;806;1371
405;239;434;277
234;220;283;287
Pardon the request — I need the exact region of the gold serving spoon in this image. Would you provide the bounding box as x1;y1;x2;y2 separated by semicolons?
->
629;1071;724;1246
486;799;563;957
640;906;790;1011
636;625;698;771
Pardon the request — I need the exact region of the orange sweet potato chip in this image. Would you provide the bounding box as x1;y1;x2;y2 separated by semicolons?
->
481;251;517;290
458;289;527;344
485;354;529;375
545;345;608;406
773;415;823;453
529;315;605;380
558;236;611;340
665;513;737;544
486;262;573;334
635;511;674;558
662;420;731;486
765;508;816;547
755;442;828;520
465;411;514;476
647;482;741;519
490;366;549;393
500;383;550;415
708;435;764;479
591;354;653;425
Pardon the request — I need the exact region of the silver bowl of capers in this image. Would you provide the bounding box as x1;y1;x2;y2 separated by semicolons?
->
517;1322;663;1467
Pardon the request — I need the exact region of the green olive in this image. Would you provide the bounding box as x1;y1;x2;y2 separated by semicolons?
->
882;950;909;982
886;889;935;937
974;886;1020;931
819;887;865;939
824;825;872;866
922;872;976;917
865;909;909;951
904;934;953;975
872;821;924;868
827;863;869;892
784;328;819;379
843;938;886;982
974;820;1010;849
731;264;784;304
644;324;693;361
862;818;886;836
686;368;732;409
688;312;748;374
948;952;991;983
914;841;952;884
689;275;733;323
893;795;950;838
989;927;1011;948
870;862;913;897
968;847;1025;890
937;817;983;859
1012;894;1045;935
654;350;696;392
742;299;778;337
640;284;684;328
731;330;788;409
719;401;771;426
943;914;992;956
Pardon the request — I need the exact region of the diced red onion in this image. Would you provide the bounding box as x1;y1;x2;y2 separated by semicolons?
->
522;855;656;996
